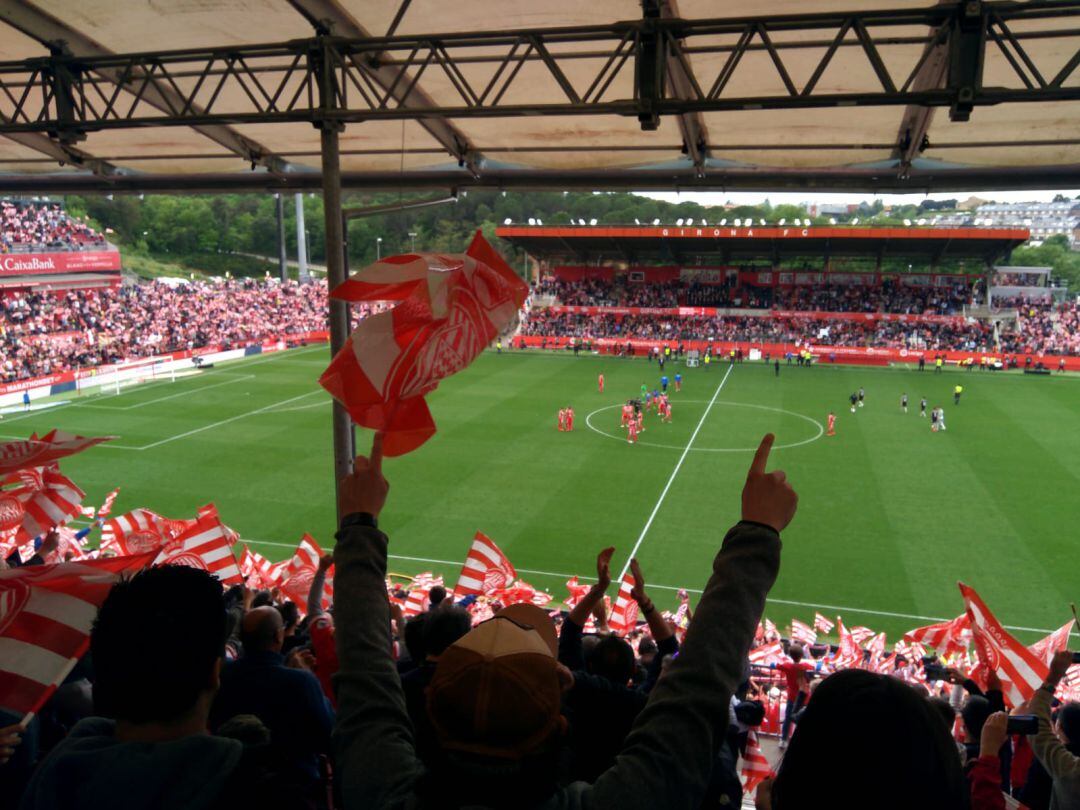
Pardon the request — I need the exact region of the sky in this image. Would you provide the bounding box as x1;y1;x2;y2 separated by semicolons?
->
636;190;1080;208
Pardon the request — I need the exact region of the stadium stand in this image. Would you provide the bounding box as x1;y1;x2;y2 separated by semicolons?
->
0;200;105;252
4;432;1078;810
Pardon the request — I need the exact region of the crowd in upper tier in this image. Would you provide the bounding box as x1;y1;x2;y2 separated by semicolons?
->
0;201;105;252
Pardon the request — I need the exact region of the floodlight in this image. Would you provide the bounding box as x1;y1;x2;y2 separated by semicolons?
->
760;219;766;226
503;218;512;225
536;219;543;225
851;218;859;225
701;219;708;226
720;219;727;226
528;218;536;225
686;218;694;226
652;218;660;225
676;218;684;226
589;218;597;226
829;217;837;225
778;219;786;226
734;219;742;226
634;219;641;225
903;219;912;226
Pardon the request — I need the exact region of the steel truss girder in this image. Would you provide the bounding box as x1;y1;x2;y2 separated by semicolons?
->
0;3;1077;138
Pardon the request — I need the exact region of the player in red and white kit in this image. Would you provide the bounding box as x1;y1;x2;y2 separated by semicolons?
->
826;411;836;436
661;396;672;423
621;403;633;427
557;408;566;431
565;406;575;431
636;410;645;433
627;417;639;444
598;373;604;393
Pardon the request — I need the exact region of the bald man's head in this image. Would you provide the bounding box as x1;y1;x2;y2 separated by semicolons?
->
241;606;284;654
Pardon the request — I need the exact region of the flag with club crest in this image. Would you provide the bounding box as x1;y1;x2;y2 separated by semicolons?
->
835;619;863;669
453;531;516;598
0;552;156;717
319;232;529;457
903;614;971;657
0;430;114;477
1;467;85;545
608;573;639;636
790;618;817;646
741;731;774;795
490;580;552;609
1028;621;1074;666
279;534;333;614
960;582;1048;707
153;513;243;587
99;508;171;556
814;612;835;634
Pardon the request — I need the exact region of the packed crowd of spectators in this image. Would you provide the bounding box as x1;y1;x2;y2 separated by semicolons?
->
0;279;338;383
0;201;105;252
1001;301;1080;356
772;279;972;315
520;309;996;352
5;433;1078;810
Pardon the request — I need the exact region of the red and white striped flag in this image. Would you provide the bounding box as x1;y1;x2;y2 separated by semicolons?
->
154;513;243;587
834;619;862;669
279;534;333;614
850;625;876;646
791;618;817;646
960;582;1049;707
748;641;786;666
608;573;639;636
0;553;156;718
904;614;971;657
491;580;553;609
564;576;590;610
1028;621;1074;667
238;546;277;590
100;508;168;556
403;572;443;618
97;488;120;518
740;731;774;795
814;612;835;634
0;430;113;477
453;531;516;598
3;468;86;544
867;632;889;672
763;618;779;640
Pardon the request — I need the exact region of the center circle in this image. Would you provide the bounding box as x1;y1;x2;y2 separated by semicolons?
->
584;400;824;453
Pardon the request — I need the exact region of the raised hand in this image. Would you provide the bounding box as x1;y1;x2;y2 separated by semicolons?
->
595;546;615;593
317;553;334;573
1048;649;1072;685
338;432;389;518
629;557;648;605
980;711;1008;756
741;433;798;533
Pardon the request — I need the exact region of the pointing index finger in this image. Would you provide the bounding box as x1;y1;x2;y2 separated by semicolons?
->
370;431;385;473
749;433;775;477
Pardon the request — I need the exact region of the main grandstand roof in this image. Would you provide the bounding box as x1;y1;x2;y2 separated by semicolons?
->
0;1;1078;193
497;224;1029;263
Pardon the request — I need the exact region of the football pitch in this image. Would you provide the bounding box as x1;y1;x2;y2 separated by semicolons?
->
6;345;1079;643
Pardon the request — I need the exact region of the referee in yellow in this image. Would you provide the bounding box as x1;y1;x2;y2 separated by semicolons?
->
954;384;963;405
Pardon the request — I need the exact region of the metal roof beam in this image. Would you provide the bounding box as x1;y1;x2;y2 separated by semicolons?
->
0;0;291;175
661;0;710;176
891;4;951;174
287;0;482;176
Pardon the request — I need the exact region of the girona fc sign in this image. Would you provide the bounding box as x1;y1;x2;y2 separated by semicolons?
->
0;495;24;532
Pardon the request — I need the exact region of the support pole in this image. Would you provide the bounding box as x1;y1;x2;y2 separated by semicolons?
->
321;124;355;516
295;192;309;281
276;193;287;281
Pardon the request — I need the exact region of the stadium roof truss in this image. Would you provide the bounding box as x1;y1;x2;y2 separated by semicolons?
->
0;1;1077;193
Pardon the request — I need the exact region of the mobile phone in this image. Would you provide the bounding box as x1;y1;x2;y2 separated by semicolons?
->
924;663;949;681
1072;651;1080;664
1007;715;1039;735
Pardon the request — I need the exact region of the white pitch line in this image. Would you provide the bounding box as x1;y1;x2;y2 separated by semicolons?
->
237;543;1072;636
136;389;323;450
616;363;735;581
86;374;258;411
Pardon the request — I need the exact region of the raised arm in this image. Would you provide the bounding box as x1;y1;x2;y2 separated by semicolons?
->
331;434;423;809
559;547;614;669
306;553;334;620
584;434;796;810
628;558;673;645
1031;650;1080;782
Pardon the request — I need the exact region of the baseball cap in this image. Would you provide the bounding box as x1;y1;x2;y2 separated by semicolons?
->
426;614;563;759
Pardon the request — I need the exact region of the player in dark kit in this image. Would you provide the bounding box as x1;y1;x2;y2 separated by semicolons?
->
849;392;858;413
857;387;865;408
919;397;927;417
901;393;908;413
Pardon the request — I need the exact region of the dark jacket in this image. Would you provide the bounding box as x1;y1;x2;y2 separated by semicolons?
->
210;650;334;787
331;520;781;810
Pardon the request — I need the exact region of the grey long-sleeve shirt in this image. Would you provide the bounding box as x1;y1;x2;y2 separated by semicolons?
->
332;520;781;810
1031;686;1080;810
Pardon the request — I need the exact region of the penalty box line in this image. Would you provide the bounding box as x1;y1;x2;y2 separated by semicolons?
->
616;362;735;582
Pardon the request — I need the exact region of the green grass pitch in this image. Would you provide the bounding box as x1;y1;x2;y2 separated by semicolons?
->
6;345;1079;644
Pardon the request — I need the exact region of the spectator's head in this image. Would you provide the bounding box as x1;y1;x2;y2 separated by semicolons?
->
425;614;565;805
240;606;285;654
928;696;956;731
277;601;300;635
771;669;965;809
1057;702;1080;747
789;644;804;663
961;694;992;742
428;585;447;609
91;565;226;730
422;606;472;659
586;635;635;686
638;637;658;666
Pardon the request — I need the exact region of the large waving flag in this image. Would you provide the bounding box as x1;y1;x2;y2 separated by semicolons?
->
835;618;863;669
741;731;774;795
319;232;529;456
453;531;516;598
154;513;243;587
0;430;113;477
813;612;835;634
904;613;971;657
0;553;156;718
960;582;1049;707
564;576;590;610
100;508;169;556
791;618;817;646
2;468;86;545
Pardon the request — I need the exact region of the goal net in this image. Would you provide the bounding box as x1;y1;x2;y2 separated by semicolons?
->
81;357;176;396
